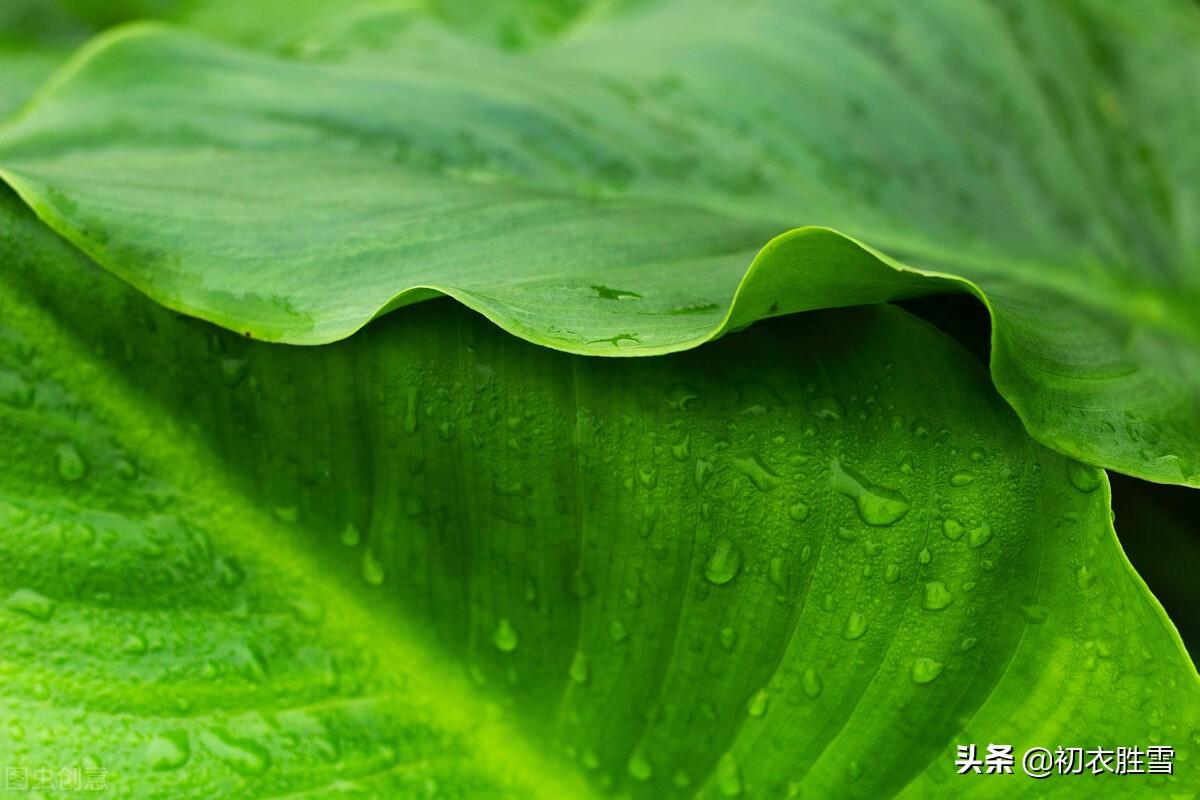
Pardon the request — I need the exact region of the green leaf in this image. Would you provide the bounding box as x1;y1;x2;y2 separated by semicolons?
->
2;192;1196;797
2;1;1199;485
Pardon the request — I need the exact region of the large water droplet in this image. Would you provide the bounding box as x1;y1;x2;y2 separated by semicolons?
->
949;471;976;487
747;688;770;717
339;523;361;547
704;539;742;585
147;731;190;771
569;651;589;684
732;454;780;492
361;548;386;586
1067;461;1101;493
717;753;743;797
493;618;519;652
200;729;270;775
831;460;909;526
628;750;653;781
910;657;944;684
5;588;54;621
923;581;953;611
843;611;868;640
788;501;810;522
941;518;965;541
968;522;993;549
55;443;87;483
802;667;823;698
807;396;843;420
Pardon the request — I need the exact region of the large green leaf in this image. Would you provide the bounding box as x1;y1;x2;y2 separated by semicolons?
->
2;191;1196;797
0;0;1198;486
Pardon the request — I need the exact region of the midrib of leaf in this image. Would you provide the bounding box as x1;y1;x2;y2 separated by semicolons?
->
0;272;601;800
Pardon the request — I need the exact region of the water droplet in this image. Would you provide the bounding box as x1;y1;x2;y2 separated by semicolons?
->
843;611;868;640
720;626;737;652
717;753;743;797
200;729;270;775
917;547;932;565
673;770;692;789
361;548;386;586
671;433;691;462
732;454;780;492
884;563;900;583
569;569;593;598
122;633;148;655
493;618;519;652
339;523;361;547
1020;604;1049;624
848;761;863;781
960;636;978;651
923;581;953;611
215;557;244;588
769;558;788;593
665;383;699;411
704;539;742;585
5;588;54;621
808;396;843;420
1067;461;1101;493
594;285;642;300
941;518;965;541
147;731;190;771
219;358;248;387
55;443;87;482
831;460;910;526
910;657;944;684
637;467;658;489
747;688;770;717
569;651;589;683
788;501;810;522
968;522;993;549
628;750;653;781
949;472;977;487
581;749;600;770
403;386;420;433
273;506;298;523
609;619;629;643
1076;565;1095;590
694;459;713;491
802;667;823;698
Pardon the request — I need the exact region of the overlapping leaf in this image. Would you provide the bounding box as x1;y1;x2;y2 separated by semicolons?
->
2;191;1197;797
1;0;1198;485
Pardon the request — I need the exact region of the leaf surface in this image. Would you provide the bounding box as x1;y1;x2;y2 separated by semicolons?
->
2;192;1196;797
2;0;1199;485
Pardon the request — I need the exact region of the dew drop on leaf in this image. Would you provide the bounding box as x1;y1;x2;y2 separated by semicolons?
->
627;749;653;781
704;538;742;585
492;618;519;652
831;460;909;526
910;657;944;684
747;688;770;717
802;667;823;698
788;500;810;522
55;443;87;483
360;548;386;586
1067;460;1102;493
923;581;953;610
968;522;993;549
147;731;190;771
843;611;868;640
569;651;589;684
5;588;55;621
717;753;743;797
200;729;270;775
732;454;780;492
